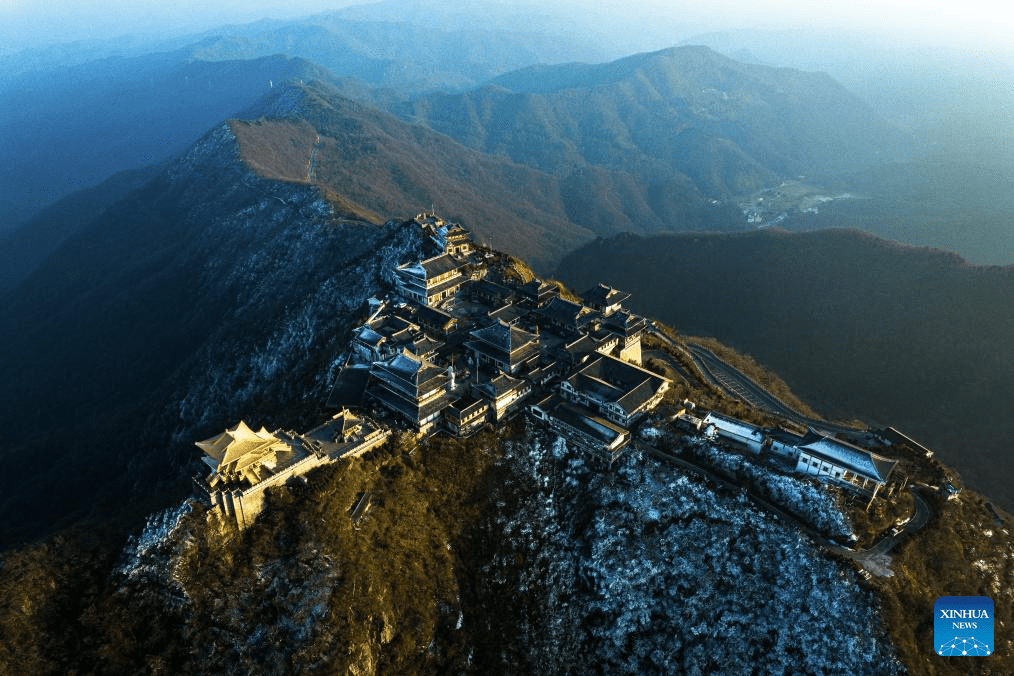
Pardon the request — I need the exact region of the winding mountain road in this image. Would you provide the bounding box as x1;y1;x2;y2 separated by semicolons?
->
640;323;935;575
836;487;933;568
645;322;864;435
687;343;867;435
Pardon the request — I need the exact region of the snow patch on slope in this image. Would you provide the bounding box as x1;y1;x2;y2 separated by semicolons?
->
484;426;899;673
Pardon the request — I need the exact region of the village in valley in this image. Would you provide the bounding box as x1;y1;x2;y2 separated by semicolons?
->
195;213;944;556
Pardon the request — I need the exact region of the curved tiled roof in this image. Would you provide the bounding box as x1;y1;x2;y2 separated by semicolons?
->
419;253;462;278
583;283;631;309
798;429;897;483
470;319;539;354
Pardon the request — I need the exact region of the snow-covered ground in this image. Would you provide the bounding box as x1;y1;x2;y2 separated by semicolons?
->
117;424;899;674
486;427;900;673
690;442;855;540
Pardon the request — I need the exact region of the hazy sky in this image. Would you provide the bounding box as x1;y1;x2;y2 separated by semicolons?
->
0;0;1010;53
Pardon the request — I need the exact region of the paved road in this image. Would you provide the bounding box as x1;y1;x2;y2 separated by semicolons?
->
843;487;933;558
642;347;701;388
689;344;773;408
646;323;799;413
646;323;865;436
307;134;323;183
643;327;740;395
829;486;933;577
687;343;867;435
641;323;935;576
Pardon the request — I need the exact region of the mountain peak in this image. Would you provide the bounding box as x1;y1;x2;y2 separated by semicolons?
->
408;46;911;200
486;43;776;94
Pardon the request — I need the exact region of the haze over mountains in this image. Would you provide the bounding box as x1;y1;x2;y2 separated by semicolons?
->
677;28;1014;147
2;2;1013;525
2;3;1014;672
2;36;914;275
677;28;1014;265
390;46;912;243
223;44;911;269
400;46;911;182
0;41;915;532
0;8;610;231
0;54;331;228
4;2;1008;259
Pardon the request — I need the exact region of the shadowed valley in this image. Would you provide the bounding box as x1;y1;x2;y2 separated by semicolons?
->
556;228;1014;511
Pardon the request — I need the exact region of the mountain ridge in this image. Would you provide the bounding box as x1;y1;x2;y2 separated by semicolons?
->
227;81;599;270
1;202;1011;674
0;118;1010;674
0;121;430;546
1;16;1012;675
398;45;913;196
225;78;750;270
0;52;337;230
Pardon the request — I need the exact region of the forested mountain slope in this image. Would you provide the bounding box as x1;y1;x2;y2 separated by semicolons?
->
556;228;1014;510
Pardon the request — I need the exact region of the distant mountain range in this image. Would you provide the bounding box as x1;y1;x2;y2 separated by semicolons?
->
184;11;606;95
0;40;915;538
223;39;913;270
0;11;609;231
1;23;1013;672
555;229;1014;511
398;46;911;189
389;47;913;245
228;81;601;270
4;13;1014;673
0;22;1001;542
2;31;913;264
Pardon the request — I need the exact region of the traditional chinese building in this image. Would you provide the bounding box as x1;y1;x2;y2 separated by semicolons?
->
469;278;517;307
394;253;465;307
369;350;452;432
793;429;898;496
561;353;670;427
198;423;320;528
517;278;559;307
300;409;390;458
443;393;491;437
409;304;460;336
690;409;901;497
444;222;474;257
413;212;474;258
530;394;629;462
538;296;595;335
466;319;541;375
600;308;647;364
475;371;532;420
582;283;631;316
351;314;442;362
701;411;766;454
198;421;299;489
